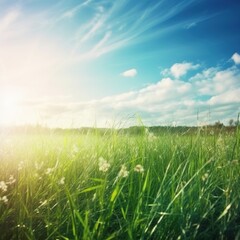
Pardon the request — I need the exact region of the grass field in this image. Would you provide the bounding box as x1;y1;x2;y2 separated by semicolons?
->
0;127;240;239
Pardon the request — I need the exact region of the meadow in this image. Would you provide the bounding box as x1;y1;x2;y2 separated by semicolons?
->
0;126;239;239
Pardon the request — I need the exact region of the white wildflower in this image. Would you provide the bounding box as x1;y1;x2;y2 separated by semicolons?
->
45;168;54;175
0;196;8;204
17;224;26;228
7;175;16;185
202;173;209;182
134;164;144;174
58;177;65;185
0;181;7;192
98;157;110;172
118;164;129;178
45;223;52;228
18;161;24;171
34;208;40;214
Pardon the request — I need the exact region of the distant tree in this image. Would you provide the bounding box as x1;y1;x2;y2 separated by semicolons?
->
214;121;224;128
234;120;239;126
229;119;234;126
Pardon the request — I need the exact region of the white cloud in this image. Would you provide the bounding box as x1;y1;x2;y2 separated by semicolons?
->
162;62;200;78
185;22;197;29
70;0;210;59
170;62;199;78
191;66;240;95
0;5;239;129
121;68;137;78
231;52;240;64
24;64;239;128
208;89;240;105
0;1;215;72
61;0;91;19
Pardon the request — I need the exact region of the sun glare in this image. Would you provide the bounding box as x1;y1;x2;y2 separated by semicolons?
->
0;90;22;125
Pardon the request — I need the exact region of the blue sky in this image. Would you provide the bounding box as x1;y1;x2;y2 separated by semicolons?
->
0;0;240;127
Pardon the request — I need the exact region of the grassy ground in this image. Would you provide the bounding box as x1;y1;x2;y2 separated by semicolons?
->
0;127;240;239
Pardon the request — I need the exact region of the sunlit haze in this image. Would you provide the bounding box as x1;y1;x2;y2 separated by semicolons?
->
0;88;22;125
0;0;240;128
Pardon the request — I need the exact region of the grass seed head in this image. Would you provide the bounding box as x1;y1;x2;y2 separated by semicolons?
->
134;164;144;173
18;161;24;171
118;164;129;178
58;177;65;185
98;157;111;172
0;195;8;204
202;173;209;182
0;181;8;192
45;168;54;175
7;175;16;185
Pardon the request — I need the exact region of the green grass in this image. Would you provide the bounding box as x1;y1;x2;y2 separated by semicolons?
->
0;128;240;239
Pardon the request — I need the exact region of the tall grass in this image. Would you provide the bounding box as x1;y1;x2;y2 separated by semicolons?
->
0;127;239;239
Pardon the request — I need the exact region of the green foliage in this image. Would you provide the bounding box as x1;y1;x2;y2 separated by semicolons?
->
0;128;240;239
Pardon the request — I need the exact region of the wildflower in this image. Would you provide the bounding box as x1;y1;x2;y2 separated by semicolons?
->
134;164;144;174
98;157;110;172
0;181;7;192
202;173;209;182
45;168;54;175
18;161;24;171
45;223;52;228
58;177;65;185
17;224;26;228
118;164;129;178
7;175;16;185
34;208;40;214
0;196;8;204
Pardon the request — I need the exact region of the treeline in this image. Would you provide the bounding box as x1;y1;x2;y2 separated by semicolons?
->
0;123;238;136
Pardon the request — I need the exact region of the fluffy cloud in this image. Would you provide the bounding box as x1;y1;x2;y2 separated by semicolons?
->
208;89;240;105
191;66;240;95
121;68;137;77
6;57;240;128
162;62;200;78
231;52;240;65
